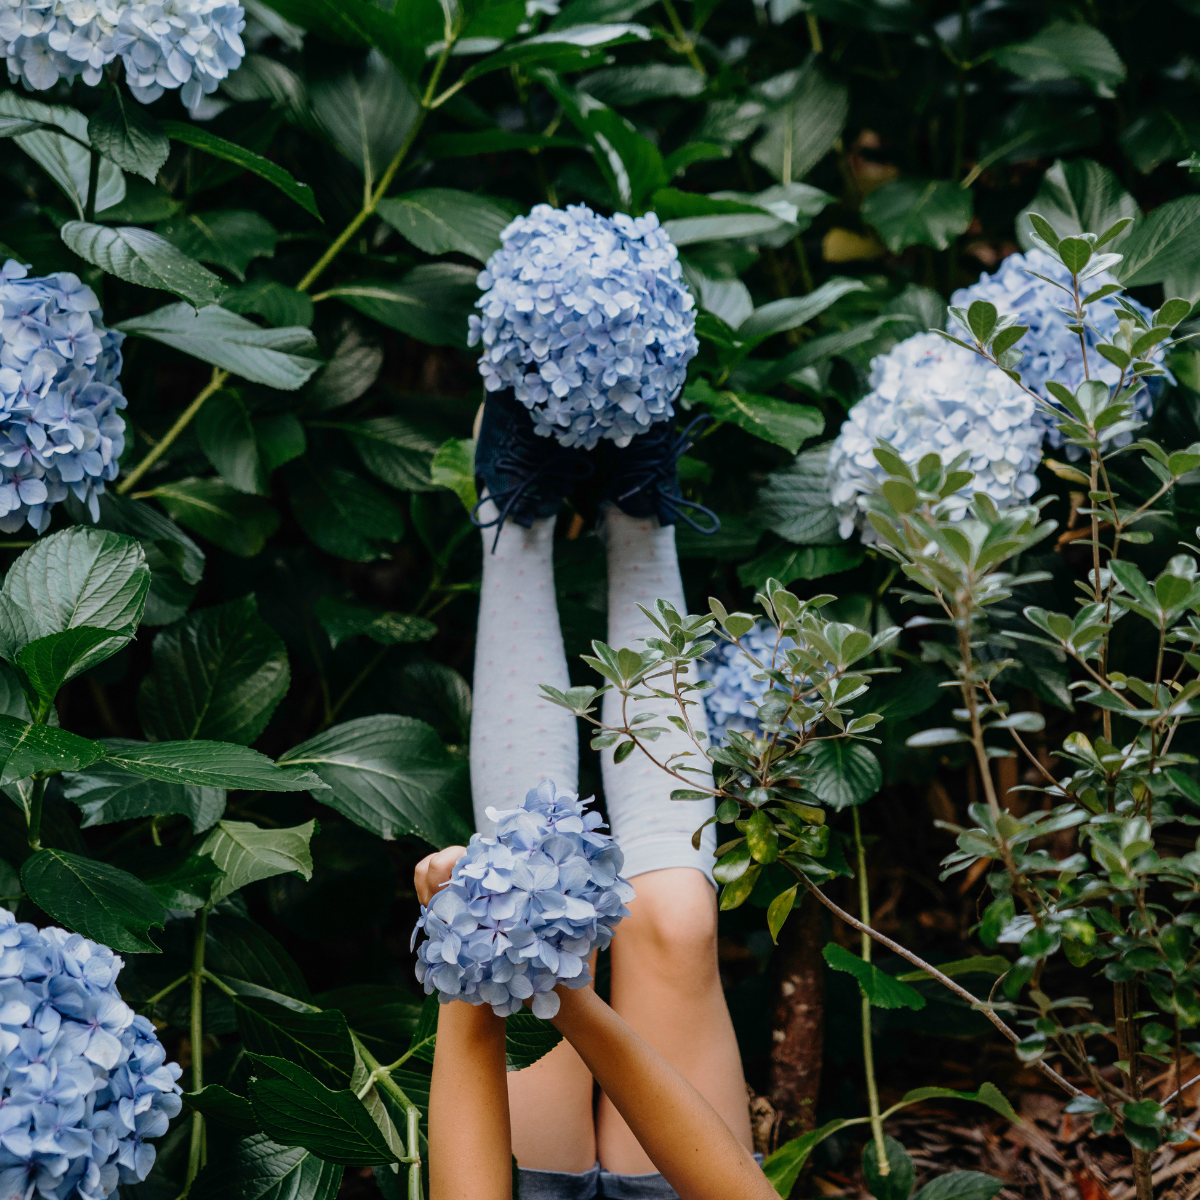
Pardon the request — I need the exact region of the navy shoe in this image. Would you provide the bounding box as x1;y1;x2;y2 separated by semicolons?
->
471;390;592;550
603;414;720;533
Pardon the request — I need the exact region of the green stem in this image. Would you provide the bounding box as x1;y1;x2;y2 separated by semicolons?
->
660;0;705;75
185;908;209;1194
84;149;101;223
406;1105;422;1200
26;776;46;852
140;972;190;1012
118;368;228;494
323;644;391;730
853;809;888;1174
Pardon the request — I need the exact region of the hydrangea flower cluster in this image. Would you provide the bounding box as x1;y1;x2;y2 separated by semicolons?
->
468;203;699;450
829;331;1043;539
412;780;634;1019
0;260;127;533
0;907;183;1199
699;621;796;741
950;248;1165;453
1;0;244;108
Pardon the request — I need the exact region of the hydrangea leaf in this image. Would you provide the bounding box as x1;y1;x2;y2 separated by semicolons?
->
754;446;841;545
235;998;356;1088
323;265;480;349
314;597;437;650
892;1082;1019;1124
116;304;321;390
430;438;478;512
0;716;105;787
376;189;514;263
751;59;848;184
96;492;206;587
15;627;131;717
461;25;652;85
912;1171;1005;1200
20;848;166;953
286;463;406;562
199;819;316;902
160;122;321;220
141;852;225;910
738;276;867;340
993;21;1125;93
862;178;974;254
196;390;268;496
862;1135;916;1200
823;943;926;1010
763;1118;848;1197
248;1055;398;1166
104;741;324;792
578;63;705;104
279;715;472;847
61;223;228;308
306;326;383;412
182;1085;260;1133
737;542;863;591
806;740;881;811
137;595;290;746
188;1134;343;1200
155;212;278;282
505;1009;565;1071
1015;158;1138;253
0;528;149;663
425;131;584;159
151;478;281;558
1117;196;1200;287
87;88;168;183
332;415;444;492
686;379;823;454
207;911;314;1003
221;280;315;329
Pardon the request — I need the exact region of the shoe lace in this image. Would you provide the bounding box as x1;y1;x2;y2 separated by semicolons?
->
470;419;592;551
614;414;721;534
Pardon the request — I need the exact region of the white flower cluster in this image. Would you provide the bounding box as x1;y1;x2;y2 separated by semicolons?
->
0;260;127;533
1;0;244;108
699;620;796;741
468;203;699;450
950;248;1164;453
829;331;1042;539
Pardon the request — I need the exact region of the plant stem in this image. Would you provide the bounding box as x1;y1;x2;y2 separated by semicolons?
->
407;1105;422;1200
25;776;46;851
140;972;190;1012
852;809;888;1173
117;367;227;494
323;644;391;730
185;908;209;1194
660;0;705;75
84;149;101;223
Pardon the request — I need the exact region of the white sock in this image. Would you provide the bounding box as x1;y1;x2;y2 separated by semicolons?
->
600;507;717;883
470;501;578;836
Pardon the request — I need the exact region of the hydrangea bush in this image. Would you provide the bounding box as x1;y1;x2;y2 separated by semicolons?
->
0;261;126;533
0;908;182;1200
468;203;699;449
412;780;634;1018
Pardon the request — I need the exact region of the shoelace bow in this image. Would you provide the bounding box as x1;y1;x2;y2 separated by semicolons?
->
614;413;721;534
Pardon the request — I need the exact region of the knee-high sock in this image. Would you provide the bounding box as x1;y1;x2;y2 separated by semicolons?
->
470;501;578;836
600;507;716;882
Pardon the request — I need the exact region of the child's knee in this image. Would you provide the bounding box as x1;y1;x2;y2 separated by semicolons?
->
622;869;718;974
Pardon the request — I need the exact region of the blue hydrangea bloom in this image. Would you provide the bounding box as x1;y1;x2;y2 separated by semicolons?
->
468;203;699;450
699;620;796;741
0;907;182;1200
113;0;245;109
829;331;1043;539
0;260;127;534
950;248;1166;453
0;0;120;90
412;780;634;1019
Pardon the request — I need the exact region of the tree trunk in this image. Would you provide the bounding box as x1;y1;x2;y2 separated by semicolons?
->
769;895;825;1159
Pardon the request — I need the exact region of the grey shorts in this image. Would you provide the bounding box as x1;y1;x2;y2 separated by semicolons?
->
517;1154;765;1199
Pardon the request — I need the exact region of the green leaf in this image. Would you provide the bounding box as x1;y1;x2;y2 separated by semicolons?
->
141;852;225;909
249;1056;397;1165
279;715;472;848
376;189;514;263
222;280;315;329
198;819;316;901
160;121;321;219
862;178;974;253
314;597;437;649
0;716;104;786
767;884;798;942
578;63;704;104
911;1171;1004;1200
196;390;267;495
893;1082;1019;1125
863;1136;916;1200
754;446;840;545
430;438;478;511
895;955;1009;982
87;89;169;183
739;277;868;340
1118;196;1200;288
257;415;307;475
116;303;320;390
806;740;881;810
424;131;583;158
1017;158;1138;251
207;911;313;1001
189;1134;342;1200
737;542;863;591
0;527;149;663
156;211;277;282
236;998;356;1087
824;943;926;1009
750;60;848;184
334;416;444;492
325;265;479;348
138;596;290;746
763;1119;848;1197
505;1008;564;1071
287;462;406;562
687;380;823;453
61;222;227;307
103;740;324;792
21;848;165;953
152;478;281;557
461;25;651;85
16;627;130;717
994;21;1125;94
0;93;124;218
182;1085;260;1133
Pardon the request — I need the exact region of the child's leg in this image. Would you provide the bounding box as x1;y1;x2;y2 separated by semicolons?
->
552;986;774;1200
597;509;752;1174
429;1002;512;1200
469;505;597;1174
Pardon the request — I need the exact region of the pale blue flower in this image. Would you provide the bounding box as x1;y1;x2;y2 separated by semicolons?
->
0;0;121;90
0;908;182;1200
412;780;635;1019
699;620;796;740
950;248;1166;454
829;331;1043;539
0;260;126;533
468;203;699;450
